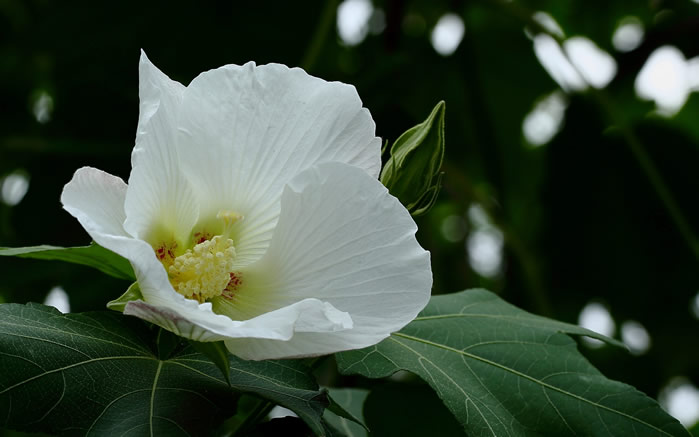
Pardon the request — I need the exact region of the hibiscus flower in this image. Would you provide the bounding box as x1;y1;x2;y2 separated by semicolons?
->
61;52;432;360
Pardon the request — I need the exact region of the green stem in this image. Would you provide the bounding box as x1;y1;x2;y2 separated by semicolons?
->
300;0;339;72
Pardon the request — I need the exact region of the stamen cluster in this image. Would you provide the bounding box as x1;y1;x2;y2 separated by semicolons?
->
169;236;236;302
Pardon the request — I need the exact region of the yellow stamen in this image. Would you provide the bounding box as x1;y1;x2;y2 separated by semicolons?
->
168;236;236;302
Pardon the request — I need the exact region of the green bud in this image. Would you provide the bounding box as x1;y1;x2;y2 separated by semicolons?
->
380;101;445;216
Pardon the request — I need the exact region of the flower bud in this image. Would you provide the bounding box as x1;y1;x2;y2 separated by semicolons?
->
380;101;445;216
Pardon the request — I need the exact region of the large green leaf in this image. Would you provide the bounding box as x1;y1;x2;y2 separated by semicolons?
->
0;243;135;281
336;289;688;437
322;388;369;437
0;303;328;436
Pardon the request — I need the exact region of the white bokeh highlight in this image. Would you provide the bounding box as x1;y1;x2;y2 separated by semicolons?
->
1;172;30;206
337;0;373;46
635;46;691;116
33;91;54;124
565;37;618;89
44;286;70;313
431;13;465;56
523;91;568;146
268;405;298;420
612;17;644;52
466;204;504;278
532;11;564;38
531;13;616;92
467;229;504;278
620;320;651;355
687;57;699;91
534;35;586;91
578;301;615;348
660;377;699;428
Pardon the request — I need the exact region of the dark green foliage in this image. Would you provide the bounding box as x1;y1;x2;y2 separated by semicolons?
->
1;0;699;435
0;243;134;281
0;304;328;436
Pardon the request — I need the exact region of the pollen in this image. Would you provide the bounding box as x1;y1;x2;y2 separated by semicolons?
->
168;236;237;302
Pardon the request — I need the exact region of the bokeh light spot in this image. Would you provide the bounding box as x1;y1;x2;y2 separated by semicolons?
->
635;45;690;116
431;13;465;56
612;16;644;52
565;37;617;89
660;377;699;428
466;204;503;278
368;8;386;35
268;405;297;419
531;11;564;38
523;91;567;146
32;91;54;124
531;13;616;92
578;301;615;348
44;286;70;313
337;0;373;46
620;320;651;355
1;171;30;206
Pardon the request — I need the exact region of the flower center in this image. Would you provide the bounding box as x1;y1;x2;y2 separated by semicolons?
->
154;210;244;303
169;235;237;303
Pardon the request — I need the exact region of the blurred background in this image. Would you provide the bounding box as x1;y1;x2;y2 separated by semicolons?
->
1;0;698;434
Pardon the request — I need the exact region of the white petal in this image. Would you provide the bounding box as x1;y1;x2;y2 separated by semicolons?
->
225;329;387;360
175;63;381;264
123;51;199;245
61;167;129;238
124;297;352;343
61;166;179;304
219;162;432;359
124;300;224;342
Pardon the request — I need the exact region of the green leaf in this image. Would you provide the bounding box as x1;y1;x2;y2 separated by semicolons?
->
190;340;231;386
0;242;135;281
336;289;688;437
0;303;329;436
323;388;369;437
380;101;445;216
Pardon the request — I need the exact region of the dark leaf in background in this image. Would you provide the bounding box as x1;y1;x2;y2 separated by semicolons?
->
1;0;699;433
0;243;134;281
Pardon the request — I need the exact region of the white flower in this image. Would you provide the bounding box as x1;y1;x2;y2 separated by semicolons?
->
60;51;432;360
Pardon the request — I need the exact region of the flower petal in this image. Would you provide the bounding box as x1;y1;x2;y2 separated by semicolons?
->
174;63;381;264
61;166;180;304
123;51;199;246
217;162;432;359
124;297;352;344
61;167;129;238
